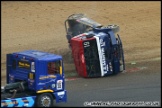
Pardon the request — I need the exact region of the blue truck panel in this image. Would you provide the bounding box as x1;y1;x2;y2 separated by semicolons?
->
12;50;62;61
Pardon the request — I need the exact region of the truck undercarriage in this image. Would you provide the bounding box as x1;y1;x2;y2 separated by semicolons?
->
1;81;35;100
65;13;120;42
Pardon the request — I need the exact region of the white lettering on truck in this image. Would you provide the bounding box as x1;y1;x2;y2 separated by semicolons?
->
100;39;108;74
94;36;109;76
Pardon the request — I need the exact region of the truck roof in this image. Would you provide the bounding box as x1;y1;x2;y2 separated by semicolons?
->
13;50;62;61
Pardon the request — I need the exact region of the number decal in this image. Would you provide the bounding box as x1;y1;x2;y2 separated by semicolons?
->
57;80;62;90
84;41;90;47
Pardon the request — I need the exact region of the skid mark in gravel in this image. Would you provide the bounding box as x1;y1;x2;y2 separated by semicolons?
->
125;66;148;73
65;77;82;81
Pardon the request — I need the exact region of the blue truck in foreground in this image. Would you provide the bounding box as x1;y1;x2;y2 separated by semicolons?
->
1;50;67;107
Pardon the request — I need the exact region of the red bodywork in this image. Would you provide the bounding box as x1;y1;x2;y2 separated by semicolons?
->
70;34;95;77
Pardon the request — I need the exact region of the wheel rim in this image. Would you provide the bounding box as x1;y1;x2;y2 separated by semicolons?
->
41;96;51;107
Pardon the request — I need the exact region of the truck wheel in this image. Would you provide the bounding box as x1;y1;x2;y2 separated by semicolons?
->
36;93;54;107
106;24;120;33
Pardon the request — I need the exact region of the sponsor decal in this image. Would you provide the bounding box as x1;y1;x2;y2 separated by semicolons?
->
57;91;65;98
100;39;108;74
57;80;63;90
1;97;34;107
39;75;56;80
57;91;65;96
52;84;55;88
38;79;56;85
18;61;30;69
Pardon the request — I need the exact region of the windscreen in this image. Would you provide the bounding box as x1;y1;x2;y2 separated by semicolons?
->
83;39;101;77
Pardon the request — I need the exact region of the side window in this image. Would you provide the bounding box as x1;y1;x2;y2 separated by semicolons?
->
48;61;61;75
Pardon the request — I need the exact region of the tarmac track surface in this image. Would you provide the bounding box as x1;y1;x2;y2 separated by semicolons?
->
54;60;161;107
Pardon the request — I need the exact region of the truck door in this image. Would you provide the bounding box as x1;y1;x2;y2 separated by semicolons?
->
6;54;16;83
47;60;63;91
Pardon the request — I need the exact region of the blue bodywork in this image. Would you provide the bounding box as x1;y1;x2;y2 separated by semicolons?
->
2;50;67;107
93;28;125;75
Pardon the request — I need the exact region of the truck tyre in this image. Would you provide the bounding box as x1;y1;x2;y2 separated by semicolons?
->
106;24;120;33
36;93;54;107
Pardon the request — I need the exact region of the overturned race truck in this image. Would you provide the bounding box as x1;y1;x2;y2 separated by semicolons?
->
65;13;125;77
1;50;67;107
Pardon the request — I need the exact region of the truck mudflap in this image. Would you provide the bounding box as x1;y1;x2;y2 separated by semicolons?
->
1;96;36;107
54;90;67;103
